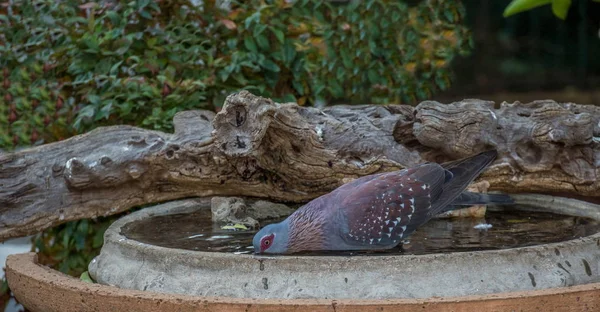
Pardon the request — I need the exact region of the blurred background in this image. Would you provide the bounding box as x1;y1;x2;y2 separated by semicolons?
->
435;1;600;104
1;0;599;310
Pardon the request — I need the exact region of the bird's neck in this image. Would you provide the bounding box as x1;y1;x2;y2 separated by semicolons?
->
287;202;327;253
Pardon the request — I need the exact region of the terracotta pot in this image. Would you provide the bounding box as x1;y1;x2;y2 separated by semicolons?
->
6;252;600;312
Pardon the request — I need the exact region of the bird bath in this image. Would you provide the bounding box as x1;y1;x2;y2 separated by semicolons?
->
88;195;600;300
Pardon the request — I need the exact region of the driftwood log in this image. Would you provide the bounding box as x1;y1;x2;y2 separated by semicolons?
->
1;91;599;241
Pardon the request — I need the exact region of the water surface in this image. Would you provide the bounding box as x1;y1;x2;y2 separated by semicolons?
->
121;208;600;256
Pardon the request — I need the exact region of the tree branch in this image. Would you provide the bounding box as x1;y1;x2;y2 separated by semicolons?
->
1;91;599;240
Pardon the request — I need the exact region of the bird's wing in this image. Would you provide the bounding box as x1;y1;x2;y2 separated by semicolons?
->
334;150;499;247
335;164;447;247
431;150;498;215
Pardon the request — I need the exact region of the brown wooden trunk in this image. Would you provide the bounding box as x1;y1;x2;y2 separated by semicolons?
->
1;91;599;241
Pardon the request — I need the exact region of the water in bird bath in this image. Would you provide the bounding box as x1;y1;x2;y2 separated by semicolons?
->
120;206;600;256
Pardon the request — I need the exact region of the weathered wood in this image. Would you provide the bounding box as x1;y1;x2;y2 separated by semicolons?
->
1;91;599;240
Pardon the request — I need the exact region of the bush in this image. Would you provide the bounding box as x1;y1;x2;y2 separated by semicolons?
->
1;0;472;150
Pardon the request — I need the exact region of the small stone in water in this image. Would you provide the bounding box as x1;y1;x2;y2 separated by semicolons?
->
474;223;493;230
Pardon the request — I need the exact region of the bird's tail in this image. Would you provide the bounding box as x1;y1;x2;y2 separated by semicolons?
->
429;150;499;216
451;191;514;206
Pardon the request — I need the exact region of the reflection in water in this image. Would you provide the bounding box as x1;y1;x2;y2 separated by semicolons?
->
121;208;600;256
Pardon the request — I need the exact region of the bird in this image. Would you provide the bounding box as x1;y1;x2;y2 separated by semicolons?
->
252;150;513;254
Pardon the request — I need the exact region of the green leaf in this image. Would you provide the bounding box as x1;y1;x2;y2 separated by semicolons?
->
280;93;296;103
367;69;380;84
255;34;270;51
340;49;353;69
551;0;571;20
244;36;257;53
270;27;285;44
258;58;280;72
282;41;297;66
80;271;94;283
139;10;152;19
503;0;552;17
253;24;268;37
82;37;100;53
328;80;344;98
292;79;305;95
137;0;151;10
110;61;123;75
244;11;261;29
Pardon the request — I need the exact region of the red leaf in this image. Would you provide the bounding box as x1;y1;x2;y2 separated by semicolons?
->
78;2;97;10
220;19;237;30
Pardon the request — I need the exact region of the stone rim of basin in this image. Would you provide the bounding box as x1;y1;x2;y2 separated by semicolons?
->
89;195;600;300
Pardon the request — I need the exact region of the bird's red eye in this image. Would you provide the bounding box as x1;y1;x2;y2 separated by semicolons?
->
260;234;275;252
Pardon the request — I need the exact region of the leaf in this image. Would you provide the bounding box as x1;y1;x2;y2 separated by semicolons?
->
503;0;552;17
74;105;96;129
99;102;113;119
80;271;94;283
253;24;268;36
115;38;132;56
282;41;297;66
551;0;571;20
258;58;280;72
244;11;261;29
139;10;152;19
244;36;258;53
82;37;100;53
221;19;237;30
255;33;270;51
281;93;296;103
340;49;353;68
292;79;305;95
110;61;123;75
270;27;285;44
221;224;249;230
78;2;98;10
367;69;380;84
137;0;151;10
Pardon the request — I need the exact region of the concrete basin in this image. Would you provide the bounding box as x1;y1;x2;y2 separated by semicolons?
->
87;195;600;300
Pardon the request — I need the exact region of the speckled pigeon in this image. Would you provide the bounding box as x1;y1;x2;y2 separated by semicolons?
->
253;150;512;254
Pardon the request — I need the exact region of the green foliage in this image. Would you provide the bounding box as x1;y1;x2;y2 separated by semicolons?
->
34;217;115;276
503;0;599;19
1;0;472;150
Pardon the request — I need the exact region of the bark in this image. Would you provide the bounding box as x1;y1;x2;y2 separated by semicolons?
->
1;91;599;240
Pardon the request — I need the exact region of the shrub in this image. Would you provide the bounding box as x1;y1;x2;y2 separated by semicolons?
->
1;0;472;150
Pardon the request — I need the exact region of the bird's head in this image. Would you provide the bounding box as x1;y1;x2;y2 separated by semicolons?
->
253;220;290;254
